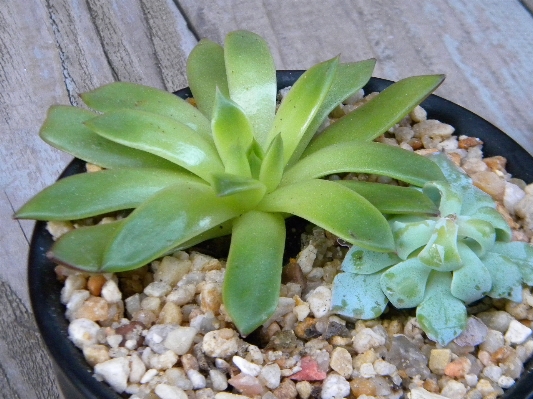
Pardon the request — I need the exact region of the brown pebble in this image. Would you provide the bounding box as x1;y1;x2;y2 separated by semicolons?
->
87;275;107;296
459;137;483;149
73;296;109;321
115;321;145;347
483;155;507;173
471;171;506;201
491;346;513;363
423;379;440;393
350;377;377;397
497;203;520;229
182;353;199;371
294;318;321;340
408;138;423;150
444;357;471;378
282;259;306;290
273;378;298;399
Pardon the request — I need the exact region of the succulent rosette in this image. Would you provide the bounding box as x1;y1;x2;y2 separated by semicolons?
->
332;153;533;345
17;30;446;335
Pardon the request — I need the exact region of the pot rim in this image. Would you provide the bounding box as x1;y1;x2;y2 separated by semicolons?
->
28;72;533;398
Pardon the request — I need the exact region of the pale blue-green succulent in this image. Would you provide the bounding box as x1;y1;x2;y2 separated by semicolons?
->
332;153;533;345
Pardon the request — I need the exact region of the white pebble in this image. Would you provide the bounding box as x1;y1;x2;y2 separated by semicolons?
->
505;320;532;344
101;280;122;303
106;334;123;349
209;369;228;391
129;354;146;383
140;368;158;384
321;373;350;399
359;362;376;378
504;182;526;214
61;275;86;304
167;284;196;305
150;350;178;370
374;359;397;376
483;364;503;383
297;244;317;274
464;373;478;387
202;329;239;358
353;327;387;353
306;286;332;318
94;357;130;393
498;375;515;389
144;281;172;297
232;356;261;377
68;318;101;348
259;363;281;389
154;384;188;399
187;369;207;389
164;327;198;355
440;380;467;399
65;289;90;319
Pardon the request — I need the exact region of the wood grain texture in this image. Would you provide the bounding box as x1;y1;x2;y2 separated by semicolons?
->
179;0;533;156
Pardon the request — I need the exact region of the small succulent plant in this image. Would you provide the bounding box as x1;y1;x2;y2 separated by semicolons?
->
17;30;446;335
332;152;533;345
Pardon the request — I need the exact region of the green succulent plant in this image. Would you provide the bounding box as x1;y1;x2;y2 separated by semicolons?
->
16;30;446;335
332;152;533;345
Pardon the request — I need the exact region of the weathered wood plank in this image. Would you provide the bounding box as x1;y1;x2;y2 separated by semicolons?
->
178;0;533;156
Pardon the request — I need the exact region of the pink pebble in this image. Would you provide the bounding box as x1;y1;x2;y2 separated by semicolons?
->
290;356;327;381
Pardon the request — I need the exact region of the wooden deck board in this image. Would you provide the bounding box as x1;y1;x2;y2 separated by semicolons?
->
1;1;533;396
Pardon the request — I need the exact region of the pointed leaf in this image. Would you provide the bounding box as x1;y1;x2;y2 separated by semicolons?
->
341;245;400;275
15;168;198;220
267;57;338;161
223;211;285;335
40;106;179;170
337;181;438;215
211;173;266;199
381;258;431;308
483;252;523;302
187;39;229;118
80;82;212;140
282;142;445;187
418;218;463;271
49;221;124;272
472;207;512;242
390;217;436;260
225;31;276;147
416;271;467;345
451;243;492;303
490;241;533;285
303;74;445;156
288;59;376;165
101;182;241;271
331;272;388;320
457;216;496;256
423;181;463;216
259;134;284;193
211;90;254;176
85;109;224;182
257;179;394;252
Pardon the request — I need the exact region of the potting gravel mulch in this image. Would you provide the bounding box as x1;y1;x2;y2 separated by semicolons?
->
48;89;533;399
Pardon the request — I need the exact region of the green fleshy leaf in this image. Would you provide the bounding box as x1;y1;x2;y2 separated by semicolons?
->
211;173;266;200
15;168;198;220
211;90;254;176
80;82;212;140
267;57;338;162
337;181;438;215
482;252;523;302
303;75;445;156
418;218;463;271
40;106;179;170
172;220;234;253
457;216;496;256
416;271;467;345
288;59;376;166
451;243;492;303
186;39;229;118
381;258;431;309
85;109;224;182
391;217;436;260
224;31;276;147
423;181;463;216
341;245;400;275
331;272;388;320
490;241;533;285
101;182;242;271
282;142;445;187
49;221;124;272
257;179;394;252
472;207;512;242
259;134;284;193
223;211;285;335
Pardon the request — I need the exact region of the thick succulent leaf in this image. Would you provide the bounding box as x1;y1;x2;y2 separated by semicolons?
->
49;221;124;272
40;106;179;170
303;75;445;156
211;90;255;176
337;181;438;215
15;168;198;220
267;57;338;162
85;109;224;182
257;179;395;252
186;39;229;118
80;82;211;140
416;271;468;345
223;211;285;335
490;241;533;285
391;217;436;260
483;252;523;302
418;218;463;271
288;59;376;166
451;243;492;303
224;31;276;147
341;245;400;275
457;216;496;256
211;173;266;202
381;258;431;309
172;220;234;252
282;142;445;187
259;134;284;193
423;181;463;217
331;272;389;320
472;207;512;242
101;182;242;271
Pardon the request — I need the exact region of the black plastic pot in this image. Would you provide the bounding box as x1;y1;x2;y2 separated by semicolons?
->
28;72;533;398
